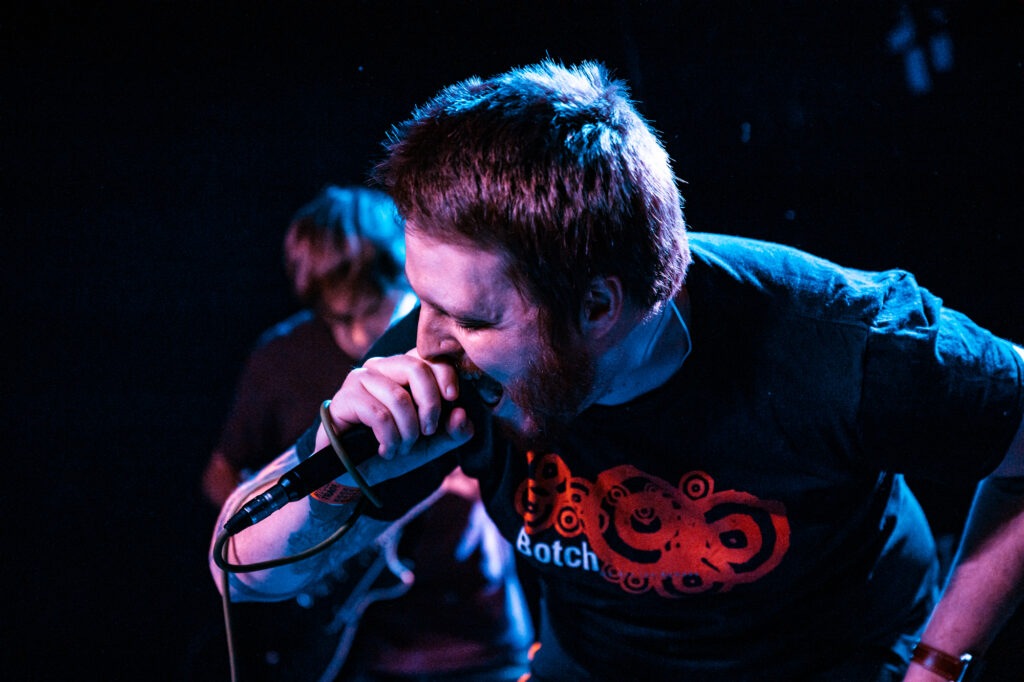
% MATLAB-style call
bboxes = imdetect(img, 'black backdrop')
[6,2,1022,678]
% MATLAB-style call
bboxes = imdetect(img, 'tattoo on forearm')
[284,506,387,588]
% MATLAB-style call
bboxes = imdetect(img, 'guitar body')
[228,598,352,681]
[194,470,521,682]
[230,541,409,681]
[225,515,416,682]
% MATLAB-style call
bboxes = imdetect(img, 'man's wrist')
[909,641,973,682]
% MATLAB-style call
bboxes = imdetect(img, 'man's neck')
[593,288,691,406]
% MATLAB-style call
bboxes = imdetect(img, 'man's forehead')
[320,286,382,316]
[406,232,504,276]
[405,232,516,314]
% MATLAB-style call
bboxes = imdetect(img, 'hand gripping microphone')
[220,385,482,537]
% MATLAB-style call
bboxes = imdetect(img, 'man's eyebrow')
[419,297,449,316]
[422,297,496,324]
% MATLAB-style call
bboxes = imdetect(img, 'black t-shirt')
[300,233,1024,680]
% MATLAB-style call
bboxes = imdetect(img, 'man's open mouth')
[461,372,504,408]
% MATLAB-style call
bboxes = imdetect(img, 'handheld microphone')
[223,424,380,536]
[221,390,477,536]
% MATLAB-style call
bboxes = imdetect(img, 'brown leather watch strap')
[910,641,972,681]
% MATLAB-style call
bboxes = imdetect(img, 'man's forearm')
[906,476,1024,680]
[208,446,379,601]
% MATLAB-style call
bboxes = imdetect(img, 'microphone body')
[223,425,379,535]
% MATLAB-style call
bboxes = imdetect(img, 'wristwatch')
[910,641,972,682]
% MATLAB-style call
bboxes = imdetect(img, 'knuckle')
[366,403,392,424]
[360,357,384,372]
[346,366,372,383]
[390,386,415,410]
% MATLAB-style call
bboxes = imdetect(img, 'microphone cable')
[214,498,366,682]
[212,400,383,681]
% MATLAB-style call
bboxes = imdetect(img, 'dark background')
[6,1,1022,678]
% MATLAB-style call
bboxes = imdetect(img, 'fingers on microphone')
[447,406,475,442]
[402,365,449,437]
[403,348,460,401]
[366,354,453,440]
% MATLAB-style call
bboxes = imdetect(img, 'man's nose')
[417,308,461,361]
[348,322,372,356]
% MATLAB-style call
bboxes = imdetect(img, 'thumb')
[421,405,476,459]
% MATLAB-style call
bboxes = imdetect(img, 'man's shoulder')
[247,310,341,367]
[254,310,320,348]
[689,232,839,275]
[687,231,911,326]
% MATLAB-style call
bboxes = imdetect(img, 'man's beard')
[497,331,596,451]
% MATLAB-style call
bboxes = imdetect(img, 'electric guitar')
[223,502,427,682]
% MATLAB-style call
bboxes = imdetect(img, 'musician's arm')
[210,420,465,601]
[208,444,393,601]
[211,336,474,601]
[904,346,1024,681]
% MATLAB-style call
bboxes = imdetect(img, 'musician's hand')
[315,350,474,485]
[201,450,242,507]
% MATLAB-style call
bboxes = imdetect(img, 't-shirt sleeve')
[859,272,1024,483]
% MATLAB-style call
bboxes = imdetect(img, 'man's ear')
[580,276,624,338]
